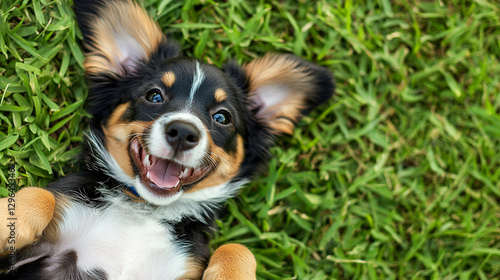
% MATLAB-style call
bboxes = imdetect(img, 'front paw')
[203,244,257,280]
[0,187,55,254]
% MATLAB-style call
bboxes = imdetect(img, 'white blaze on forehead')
[188,61,205,104]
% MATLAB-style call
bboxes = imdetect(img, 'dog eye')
[145,89,164,103]
[212,111,231,125]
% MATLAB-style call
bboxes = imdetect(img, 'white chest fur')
[15,182,246,279]
[43,200,190,280]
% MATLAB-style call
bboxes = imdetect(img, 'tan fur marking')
[103,103,153,177]
[176,258,205,280]
[244,54,316,135]
[203,244,257,280]
[188,135,245,193]
[84,0,165,76]
[162,71,176,87]
[214,88,227,103]
[106,103,130,140]
[0,187,55,255]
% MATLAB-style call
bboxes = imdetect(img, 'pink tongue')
[148,157,181,189]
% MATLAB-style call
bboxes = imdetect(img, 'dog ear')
[223,54,334,178]
[242,54,334,135]
[74,0,179,78]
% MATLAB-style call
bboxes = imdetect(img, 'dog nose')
[165,121,200,151]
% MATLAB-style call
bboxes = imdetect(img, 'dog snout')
[165,121,200,151]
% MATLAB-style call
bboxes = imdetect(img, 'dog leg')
[0,187,55,255]
[203,244,257,280]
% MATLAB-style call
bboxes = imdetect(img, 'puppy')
[0,0,334,279]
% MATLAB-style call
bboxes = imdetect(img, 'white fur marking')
[188,61,205,104]
[44,199,190,280]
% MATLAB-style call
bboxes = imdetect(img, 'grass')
[1,0,499,279]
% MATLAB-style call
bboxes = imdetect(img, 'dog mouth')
[130,139,211,197]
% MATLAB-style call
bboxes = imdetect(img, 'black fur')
[47,170,111,202]
[171,217,215,268]
[4,251,107,280]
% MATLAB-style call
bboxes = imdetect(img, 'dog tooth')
[147,171,150,179]
[144,155,150,167]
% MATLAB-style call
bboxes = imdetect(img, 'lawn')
[1,0,499,279]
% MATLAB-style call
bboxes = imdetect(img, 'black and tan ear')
[74,0,179,78]
[242,54,334,135]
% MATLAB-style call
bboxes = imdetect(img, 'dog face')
[100,59,248,204]
[75,0,334,205]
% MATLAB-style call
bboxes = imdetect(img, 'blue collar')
[125,185,141,199]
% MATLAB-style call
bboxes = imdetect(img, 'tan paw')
[203,244,257,280]
[0,187,55,254]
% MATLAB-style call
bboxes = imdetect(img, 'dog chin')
[132,177,184,205]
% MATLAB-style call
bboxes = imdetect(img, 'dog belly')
[32,200,190,280]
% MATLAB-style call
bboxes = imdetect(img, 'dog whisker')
[208,151,231,167]
[116,132,144,143]
[201,152,219,170]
